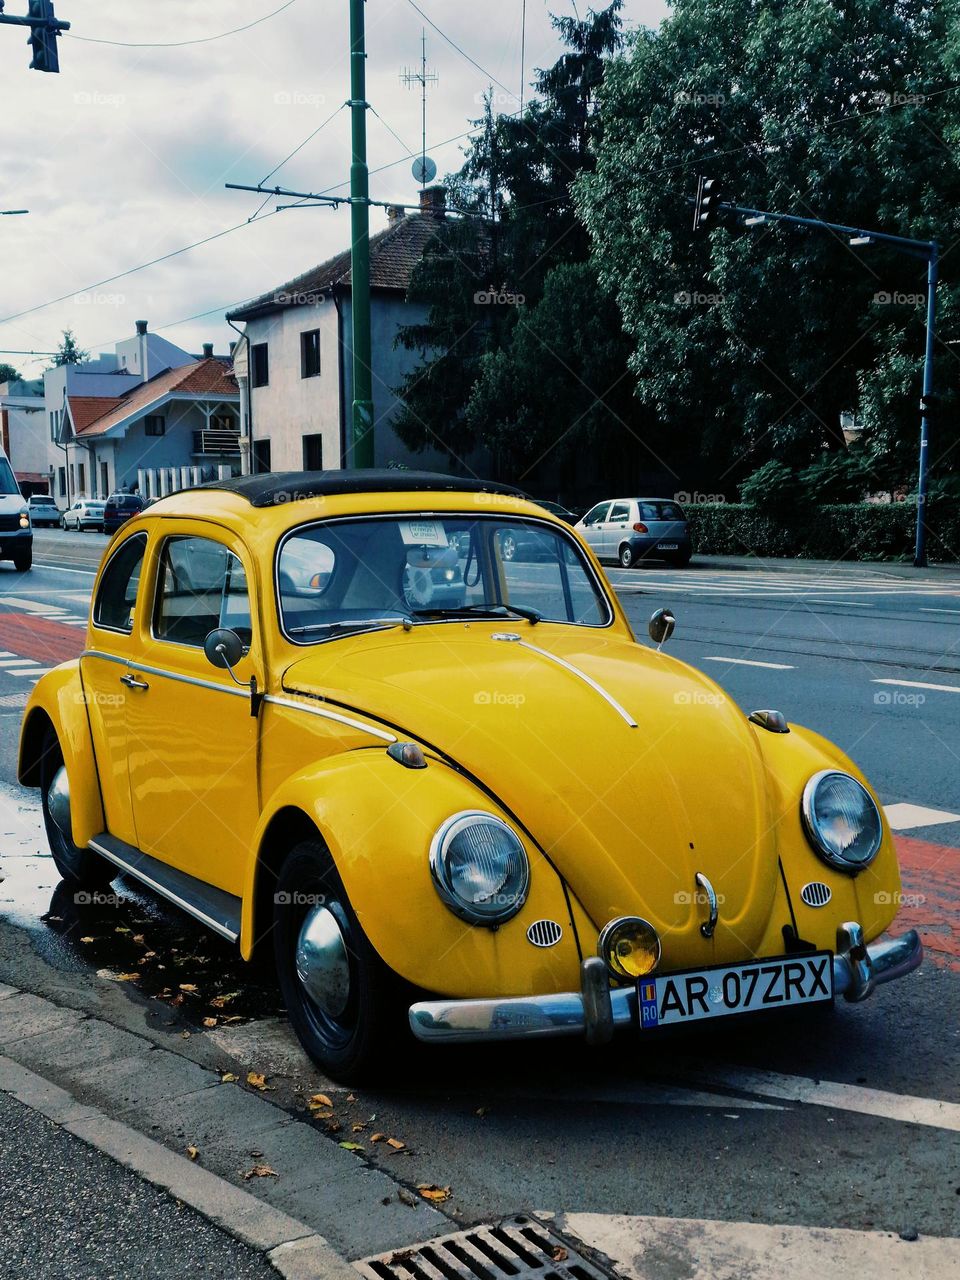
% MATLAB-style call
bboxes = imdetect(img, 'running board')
[88,833,242,943]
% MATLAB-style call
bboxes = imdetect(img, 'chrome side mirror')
[648,608,676,650]
[204,627,244,671]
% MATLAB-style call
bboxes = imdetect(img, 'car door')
[605,500,632,560]
[124,526,264,897]
[579,502,611,558]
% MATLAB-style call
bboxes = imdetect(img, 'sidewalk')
[687,553,960,579]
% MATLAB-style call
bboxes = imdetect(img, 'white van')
[0,448,32,571]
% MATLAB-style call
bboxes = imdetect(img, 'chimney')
[202,342,214,358]
[386,204,406,226]
[135,320,149,382]
[419,185,447,218]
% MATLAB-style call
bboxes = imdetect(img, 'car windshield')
[277,515,611,641]
[31,496,56,506]
[0,458,19,496]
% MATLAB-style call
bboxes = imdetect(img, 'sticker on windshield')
[399,520,449,548]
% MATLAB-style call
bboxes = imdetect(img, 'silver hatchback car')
[576,497,692,568]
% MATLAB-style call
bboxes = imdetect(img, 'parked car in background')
[19,469,920,1082]
[103,492,145,535]
[26,494,61,528]
[577,498,692,568]
[60,499,106,532]
[0,449,32,571]
[532,499,579,525]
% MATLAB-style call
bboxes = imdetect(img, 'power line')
[260,101,347,185]
[66,0,299,49]
[0,212,280,329]
[369,104,415,161]
[403,0,520,102]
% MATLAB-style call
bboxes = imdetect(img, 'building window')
[77,463,85,496]
[212,413,236,432]
[302,434,323,471]
[252,439,271,473]
[144,415,166,437]
[251,343,269,388]
[100,462,109,497]
[300,329,321,379]
[58,467,66,497]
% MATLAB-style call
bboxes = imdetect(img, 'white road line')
[702,656,795,670]
[804,599,874,607]
[31,563,97,576]
[557,1213,960,1280]
[884,801,960,831]
[678,1064,960,1132]
[0,658,37,668]
[920,606,960,614]
[873,677,960,694]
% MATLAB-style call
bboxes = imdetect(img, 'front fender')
[243,750,583,998]
[19,663,105,849]
[750,721,901,951]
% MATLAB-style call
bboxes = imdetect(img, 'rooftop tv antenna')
[400,29,438,187]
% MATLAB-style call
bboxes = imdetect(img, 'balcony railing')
[193,429,241,456]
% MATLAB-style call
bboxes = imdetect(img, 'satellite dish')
[412,155,437,185]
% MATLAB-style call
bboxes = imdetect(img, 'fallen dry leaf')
[398,1188,418,1208]
[220,1072,239,1083]
[186,1146,199,1162]
[114,972,140,982]
[551,1248,568,1263]
[132,934,146,945]
[202,1017,217,1028]
[370,1133,386,1143]
[418,1185,451,1203]
[114,926,131,934]
[79,936,95,944]
[246,1072,271,1091]
[339,1141,364,1152]
[351,1123,366,1133]
[309,1093,333,1108]
[210,992,240,1008]
[386,1138,406,1151]
[243,1164,278,1180]
[178,983,199,994]
[346,1093,358,1103]
[325,1120,342,1133]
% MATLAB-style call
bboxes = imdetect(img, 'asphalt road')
[0,528,958,1273]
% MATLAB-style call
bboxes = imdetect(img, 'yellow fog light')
[598,916,661,980]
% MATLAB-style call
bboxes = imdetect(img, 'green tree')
[54,329,89,366]
[0,362,22,384]
[577,0,960,493]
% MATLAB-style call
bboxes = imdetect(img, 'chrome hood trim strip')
[265,693,397,742]
[515,640,638,727]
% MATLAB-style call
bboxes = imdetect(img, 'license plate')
[637,952,833,1029]
[656,543,679,551]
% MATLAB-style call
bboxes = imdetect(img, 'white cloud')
[0,0,666,370]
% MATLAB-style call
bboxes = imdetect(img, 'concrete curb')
[0,1050,357,1280]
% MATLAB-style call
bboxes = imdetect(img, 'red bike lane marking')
[0,613,85,666]
[893,834,960,971]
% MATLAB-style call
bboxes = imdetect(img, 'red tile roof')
[70,359,237,438]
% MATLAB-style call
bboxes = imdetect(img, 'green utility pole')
[348,0,375,468]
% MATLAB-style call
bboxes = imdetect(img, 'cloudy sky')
[0,1,667,375]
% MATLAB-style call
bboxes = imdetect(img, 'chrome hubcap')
[47,765,71,838]
[295,904,350,1018]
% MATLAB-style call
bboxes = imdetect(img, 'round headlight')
[801,770,882,871]
[598,916,661,980]
[430,811,529,926]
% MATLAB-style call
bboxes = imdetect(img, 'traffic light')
[27,0,59,73]
[693,177,723,231]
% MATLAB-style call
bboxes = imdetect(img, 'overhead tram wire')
[65,0,300,48]
[403,0,520,103]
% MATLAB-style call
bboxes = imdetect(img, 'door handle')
[120,672,149,691]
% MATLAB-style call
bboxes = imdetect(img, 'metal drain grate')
[355,1217,614,1280]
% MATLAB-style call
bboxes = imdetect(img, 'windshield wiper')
[411,603,541,624]
[288,615,413,636]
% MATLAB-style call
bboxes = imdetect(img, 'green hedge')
[686,501,960,562]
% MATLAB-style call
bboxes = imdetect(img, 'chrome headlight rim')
[598,915,662,981]
[429,809,530,927]
[801,769,883,873]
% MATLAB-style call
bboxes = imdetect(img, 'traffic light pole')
[0,2,69,72]
[696,192,938,567]
[348,0,375,469]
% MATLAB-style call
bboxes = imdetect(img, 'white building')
[0,377,48,494]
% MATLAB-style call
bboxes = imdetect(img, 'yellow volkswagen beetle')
[18,471,921,1080]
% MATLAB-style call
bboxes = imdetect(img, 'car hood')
[281,625,780,957]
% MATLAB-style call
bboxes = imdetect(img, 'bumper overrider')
[408,922,923,1044]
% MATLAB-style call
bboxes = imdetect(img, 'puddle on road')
[0,789,284,1030]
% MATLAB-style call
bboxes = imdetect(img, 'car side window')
[608,501,630,524]
[582,503,610,527]
[93,533,147,634]
[154,536,253,649]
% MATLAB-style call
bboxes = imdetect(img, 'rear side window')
[93,534,147,633]
[154,536,252,649]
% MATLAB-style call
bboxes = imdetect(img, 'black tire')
[673,548,692,568]
[13,547,31,572]
[273,840,405,1083]
[619,543,635,569]
[40,731,115,887]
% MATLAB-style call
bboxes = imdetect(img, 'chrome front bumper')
[408,925,923,1045]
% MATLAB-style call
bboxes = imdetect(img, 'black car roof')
[194,470,526,510]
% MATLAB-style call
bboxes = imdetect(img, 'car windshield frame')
[275,511,615,645]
